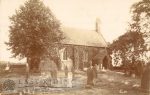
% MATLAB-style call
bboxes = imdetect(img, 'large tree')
[109,31,146,66]
[131,0,150,46]
[109,0,150,74]
[109,31,147,76]
[7,0,63,71]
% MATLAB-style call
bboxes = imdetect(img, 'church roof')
[61,27,107,47]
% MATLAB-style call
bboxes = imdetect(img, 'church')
[58,19,109,70]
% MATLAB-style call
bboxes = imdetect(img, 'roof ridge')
[61,26,107,47]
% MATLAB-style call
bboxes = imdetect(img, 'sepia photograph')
[0,0,150,95]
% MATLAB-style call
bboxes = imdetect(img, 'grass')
[34,70,149,95]
[0,63,149,95]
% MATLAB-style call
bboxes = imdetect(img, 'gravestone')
[93,64,98,85]
[86,67,94,86]
[141,62,150,93]
[67,72,73,87]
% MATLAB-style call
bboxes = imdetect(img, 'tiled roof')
[61,27,107,47]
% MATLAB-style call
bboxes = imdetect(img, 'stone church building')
[59,19,109,70]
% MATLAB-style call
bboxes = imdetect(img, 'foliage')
[6,0,63,69]
[109,31,146,66]
[131,0,150,44]
[109,0,150,67]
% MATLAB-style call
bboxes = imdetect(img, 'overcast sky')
[0,0,140,62]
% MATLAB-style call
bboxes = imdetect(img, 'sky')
[0,0,140,62]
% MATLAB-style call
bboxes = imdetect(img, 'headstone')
[67,72,73,87]
[19,92,22,95]
[5,66,9,71]
[25,63,29,84]
[5,63,10,71]
[93,65,98,84]
[93,65,98,78]
[86,67,94,86]
[141,62,150,93]
[131,73,136,78]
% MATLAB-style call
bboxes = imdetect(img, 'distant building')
[59,19,109,70]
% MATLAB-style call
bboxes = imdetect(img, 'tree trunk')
[27,57,40,73]
[141,67,150,93]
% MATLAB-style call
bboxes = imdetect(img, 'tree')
[131,0,150,88]
[109,0,150,69]
[131,0,150,46]
[109,31,146,67]
[109,31,146,76]
[6,0,64,71]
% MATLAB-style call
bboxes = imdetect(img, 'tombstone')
[50,60,58,85]
[25,63,29,84]
[86,66,94,86]
[67,72,73,87]
[19,92,22,95]
[141,62,150,93]
[93,64,98,84]
[5,63,10,71]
